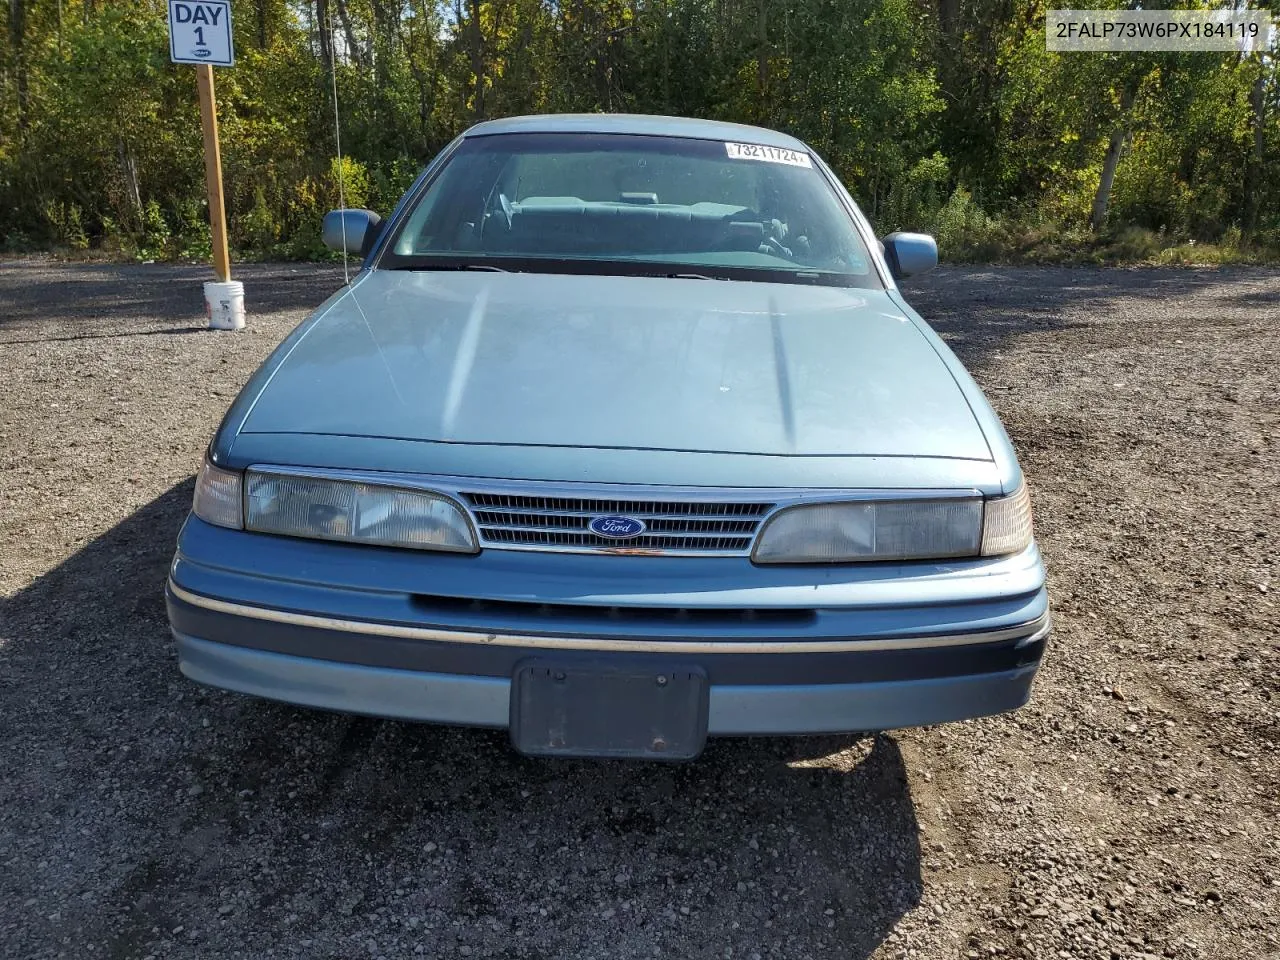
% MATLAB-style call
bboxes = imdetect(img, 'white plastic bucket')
[205,280,246,330]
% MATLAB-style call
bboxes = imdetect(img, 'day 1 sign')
[168,0,233,66]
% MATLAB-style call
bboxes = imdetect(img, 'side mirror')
[881,232,938,280]
[322,209,384,257]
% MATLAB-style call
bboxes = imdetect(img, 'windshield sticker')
[725,142,812,168]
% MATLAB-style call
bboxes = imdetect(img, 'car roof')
[462,113,809,151]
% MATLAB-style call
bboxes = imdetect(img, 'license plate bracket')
[510,660,709,760]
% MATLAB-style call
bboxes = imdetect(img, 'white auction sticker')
[725,142,812,168]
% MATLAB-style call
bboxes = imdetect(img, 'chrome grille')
[460,492,776,555]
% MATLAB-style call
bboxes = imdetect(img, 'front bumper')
[173,629,1042,735]
[166,516,1050,737]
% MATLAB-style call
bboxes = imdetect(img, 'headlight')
[244,470,478,553]
[192,457,244,529]
[980,482,1033,556]
[753,498,984,563]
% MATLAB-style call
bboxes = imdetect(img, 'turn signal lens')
[981,483,1034,556]
[192,458,244,530]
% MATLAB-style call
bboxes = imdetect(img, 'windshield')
[381,132,881,288]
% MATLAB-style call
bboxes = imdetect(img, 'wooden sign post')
[195,63,231,282]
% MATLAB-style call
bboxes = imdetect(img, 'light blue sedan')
[166,114,1048,759]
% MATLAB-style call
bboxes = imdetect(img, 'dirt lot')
[1,260,1277,960]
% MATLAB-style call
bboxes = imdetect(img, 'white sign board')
[168,0,234,66]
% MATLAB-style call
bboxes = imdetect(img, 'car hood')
[238,270,992,461]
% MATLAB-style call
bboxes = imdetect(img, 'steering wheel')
[760,217,793,259]
[495,191,514,230]
[762,234,793,259]
[481,188,514,236]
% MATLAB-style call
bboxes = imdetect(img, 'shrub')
[881,152,951,233]
[1103,226,1164,262]
[326,156,371,211]
[171,197,212,261]
[100,215,132,257]
[370,157,424,215]
[933,187,1002,260]
[240,187,280,253]
[42,201,90,250]
[134,199,170,260]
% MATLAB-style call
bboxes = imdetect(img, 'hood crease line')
[350,283,408,408]
[768,297,797,453]
[441,283,490,440]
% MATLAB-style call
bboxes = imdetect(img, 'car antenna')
[326,4,350,285]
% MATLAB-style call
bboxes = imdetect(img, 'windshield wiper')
[388,260,509,272]
[382,256,866,288]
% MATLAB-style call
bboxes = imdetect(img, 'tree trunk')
[10,0,29,134]
[256,0,267,48]
[1089,130,1125,233]
[402,0,437,148]
[1241,61,1266,242]
[1090,85,1136,233]
[372,0,392,84]
[936,0,958,37]
[335,0,365,70]
[466,0,485,119]
[117,140,144,227]
[756,0,767,117]
[316,0,334,71]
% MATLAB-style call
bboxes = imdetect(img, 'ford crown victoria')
[165,114,1049,759]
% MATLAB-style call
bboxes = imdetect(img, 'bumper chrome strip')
[168,580,1050,655]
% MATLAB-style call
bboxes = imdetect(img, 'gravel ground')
[1,259,1277,960]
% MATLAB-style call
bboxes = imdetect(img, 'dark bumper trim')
[175,633,1041,734]
[166,580,1048,686]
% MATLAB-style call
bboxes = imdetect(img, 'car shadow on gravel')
[1,482,922,959]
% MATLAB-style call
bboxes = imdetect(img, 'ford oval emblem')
[589,515,647,539]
